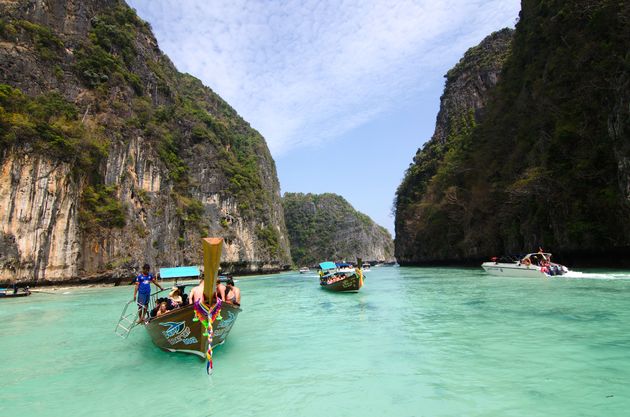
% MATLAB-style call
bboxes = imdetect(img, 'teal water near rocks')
[2,267,630,417]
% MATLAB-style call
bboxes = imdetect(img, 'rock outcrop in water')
[0,0,291,284]
[395,1,630,266]
[282,192,394,267]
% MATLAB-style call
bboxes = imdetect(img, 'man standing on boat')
[133,263,163,324]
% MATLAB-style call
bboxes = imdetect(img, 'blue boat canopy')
[319,261,337,270]
[159,266,201,279]
[336,262,351,267]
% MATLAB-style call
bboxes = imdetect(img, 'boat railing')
[146,284,200,320]
[114,287,173,339]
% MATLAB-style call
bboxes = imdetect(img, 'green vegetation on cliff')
[0,84,108,170]
[74,5,145,92]
[0,0,291,275]
[395,1,630,263]
[283,192,393,267]
[0,0,283,241]
[0,83,126,230]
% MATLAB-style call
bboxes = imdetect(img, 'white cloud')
[128,0,520,156]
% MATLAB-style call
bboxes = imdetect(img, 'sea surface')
[2,267,630,417]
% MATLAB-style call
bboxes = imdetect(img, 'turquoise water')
[2,267,630,417]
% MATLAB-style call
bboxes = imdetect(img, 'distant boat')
[318,261,364,292]
[335,262,355,274]
[482,252,569,278]
[0,285,31,298]
[362,263,371,272]
[116,238,241,371]
[299,267,310,274]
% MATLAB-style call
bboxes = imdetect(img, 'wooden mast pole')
[202,237,223,303]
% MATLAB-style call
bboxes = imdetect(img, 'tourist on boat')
[149,299,162,318]
[190,276,223,304]
[538,247,550,262]
[540,259,551,275]
[156,301,169,317]
[224,277,240,306]
[190,279,205,304]
[133,263,163,324]
[168,287,183,308]
[189,278,226,305]
[216,281,227,301]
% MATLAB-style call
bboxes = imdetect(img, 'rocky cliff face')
[283,192,394,267]
[0,0,291,284]
[395,29,513,263]
[395,1,630,266]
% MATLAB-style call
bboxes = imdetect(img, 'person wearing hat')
[168,287,183,308]
[133,263,163,323]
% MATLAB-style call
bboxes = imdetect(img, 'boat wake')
[562,271,630,280]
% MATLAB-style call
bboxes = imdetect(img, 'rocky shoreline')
[0,263,292,288]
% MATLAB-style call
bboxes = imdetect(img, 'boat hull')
[0,292,31,298]
[482,262,567,278]
[145,302,241,358]
[320,273,363,292]
[482,263,546,278]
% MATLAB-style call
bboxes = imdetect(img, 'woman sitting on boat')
[224,277,240,306]
[156,301,169,317]
[168,287,183,308]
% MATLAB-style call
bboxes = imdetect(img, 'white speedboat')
[362,263,371,272]
[299,267,310,274]
[482,252,569,278]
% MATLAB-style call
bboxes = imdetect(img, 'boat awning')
[336,262,351,267]
[159,266,200,279]
[319,261,336,270]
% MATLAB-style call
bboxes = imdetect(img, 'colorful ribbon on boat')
[193,298,222,374]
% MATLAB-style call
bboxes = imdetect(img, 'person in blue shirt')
[133,263,163,323]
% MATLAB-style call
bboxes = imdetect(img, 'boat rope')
[193,298,223,374]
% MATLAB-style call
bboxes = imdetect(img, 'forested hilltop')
[0,0,291,284]
[395,0,630,266]
[283,193,394,267]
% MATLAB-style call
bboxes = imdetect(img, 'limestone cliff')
[282,192,394,267]
[395,29,513,263]
[0,0,291,284]
[395,0,630,266]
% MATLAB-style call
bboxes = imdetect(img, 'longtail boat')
[319,261,364,292]
[0,285,31,298]
[116,238,240,371]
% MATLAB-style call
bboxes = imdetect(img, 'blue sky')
[128,0,521,235]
